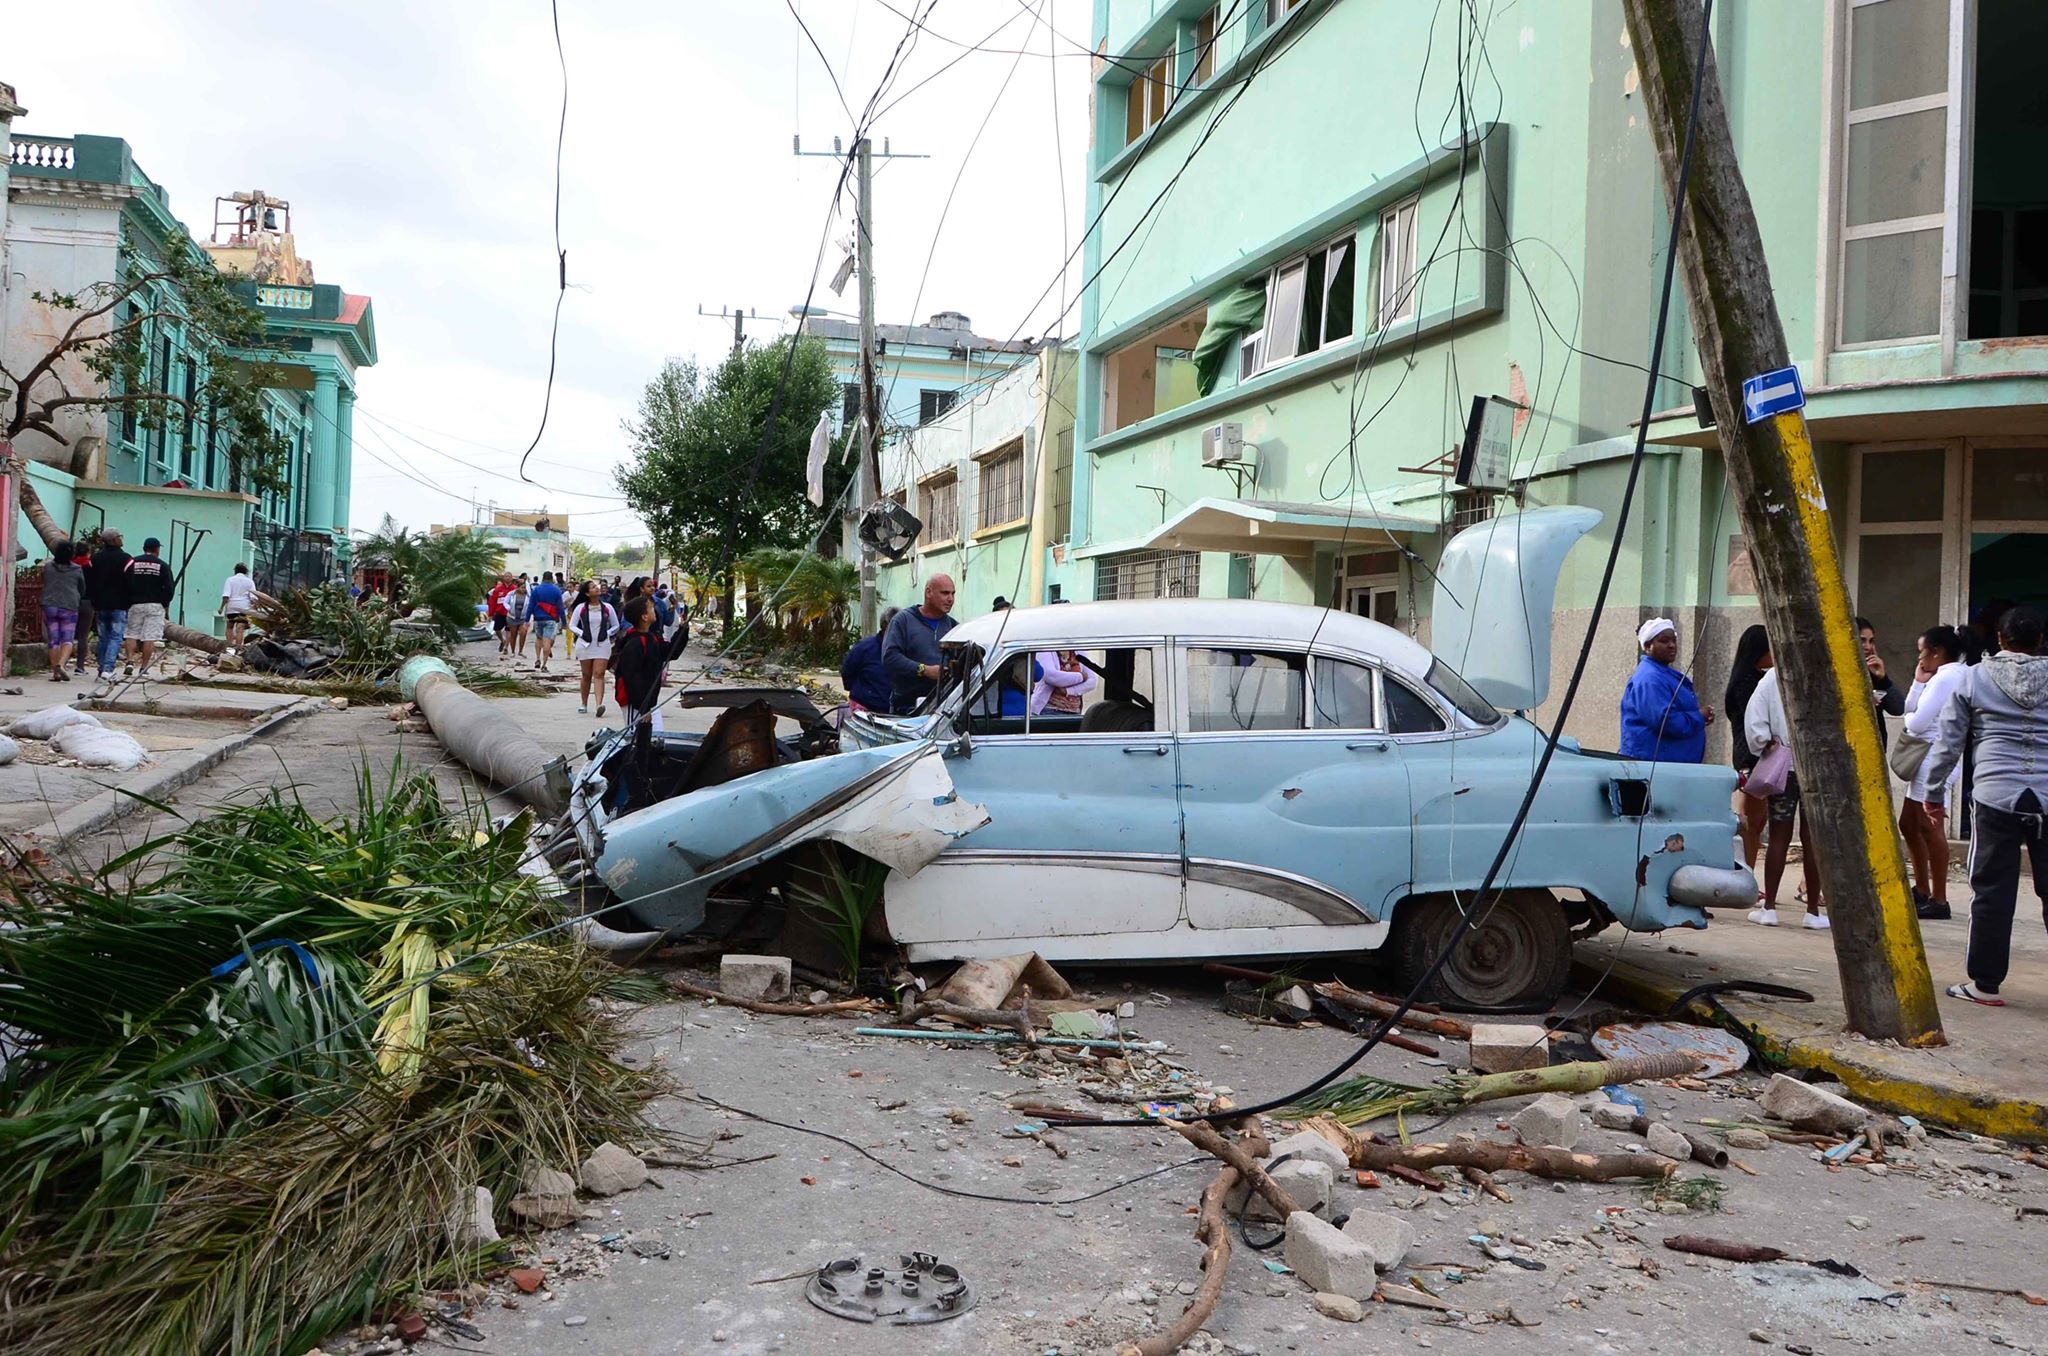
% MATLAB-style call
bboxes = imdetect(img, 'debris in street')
[1346,1139,1681,1183]
[926,951,1074,1009]
[511,1167,583,1230]
[1509,1092,1583,1149]
[1468,1022,1553,1073]
[0,771,663,1355]
[1591,1020,1751,1076]
[855,1025,1166,1052]
[667,974,878,1016]
[806,1251,975,1325]
[577,1142,650,1196]
[719,952,793,1001]
[1282,1052,1699,1127]
[1757,1073,1889,1137]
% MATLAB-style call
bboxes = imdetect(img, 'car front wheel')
[1391,890,1570,1010]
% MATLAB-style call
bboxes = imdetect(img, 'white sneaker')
[1803,913,1830,930]
[1747,907,1780,927]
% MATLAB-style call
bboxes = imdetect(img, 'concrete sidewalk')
[0,677,316,841]
[1575,889,2048,1143]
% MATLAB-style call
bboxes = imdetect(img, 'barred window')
[977,439,1026,530]
[1094,548,1199,600]
[922,471,960,545]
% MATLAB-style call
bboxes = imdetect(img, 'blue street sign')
[1741,365,1805,424]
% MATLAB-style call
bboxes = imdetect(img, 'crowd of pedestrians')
[1619,602,2048,1007]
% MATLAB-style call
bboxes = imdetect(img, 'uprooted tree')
[0,232,293,552]
[616,336,845,621]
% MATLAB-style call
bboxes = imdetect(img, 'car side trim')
[1184,858,1374,925]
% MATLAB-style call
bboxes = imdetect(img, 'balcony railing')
[8,135,75,171]
[255,285,315,311]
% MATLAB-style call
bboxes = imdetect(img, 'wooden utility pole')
[1622,0,1942,1045]
[854,135,881,635]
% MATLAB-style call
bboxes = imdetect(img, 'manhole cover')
[806,1251,975,1325]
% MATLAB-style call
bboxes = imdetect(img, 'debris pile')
[0,768,663,1356]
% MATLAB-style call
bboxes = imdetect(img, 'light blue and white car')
[572,508,1752,1006]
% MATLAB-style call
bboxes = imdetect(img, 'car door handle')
[1346,739,1392,752]
[1123,745,1169,756]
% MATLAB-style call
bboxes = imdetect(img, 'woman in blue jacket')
[1619,618,1714,761]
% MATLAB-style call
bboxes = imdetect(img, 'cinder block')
[1468,1023,1550,1073]
[1232,1157,1334,1222]
[719,954,792,1002]
[1284,1212,1379,1299]
[1341,1210,1419,1271]
[1267,1129,1352,1176]
[1510,1093,1582,1149]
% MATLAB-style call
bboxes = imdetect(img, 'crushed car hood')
[1430,504,1601,711]
[597,742,990,933]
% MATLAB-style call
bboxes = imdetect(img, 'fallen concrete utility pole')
[1621,0,1941,1044]
[400,657,567,814]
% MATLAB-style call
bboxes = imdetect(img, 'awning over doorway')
[1102,496,1443,558]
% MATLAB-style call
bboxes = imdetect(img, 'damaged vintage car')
[550,507,1755,1006]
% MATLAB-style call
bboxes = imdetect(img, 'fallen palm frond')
[0,763,663,1356]
[1277,1053,1700,1127]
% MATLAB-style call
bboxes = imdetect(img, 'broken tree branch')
[1462,1165,1513,1202]
[667,976,876,1016]
[1161,1118,1302,1220]
[1662,1235,1788,1263]
[1115,1164,1237,1356]
[1348,1140,1679,1183]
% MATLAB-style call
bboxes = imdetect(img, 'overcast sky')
[8,1,1092,545]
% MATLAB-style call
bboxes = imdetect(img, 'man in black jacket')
[123,536,178,677]
[86,529,133,681]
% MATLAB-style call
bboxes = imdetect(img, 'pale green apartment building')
[1067,0,2048,748]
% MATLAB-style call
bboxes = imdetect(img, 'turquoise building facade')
[4,107,377,615]
[1071,0,2048,748]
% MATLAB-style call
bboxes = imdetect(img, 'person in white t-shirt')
[220,563,258,651]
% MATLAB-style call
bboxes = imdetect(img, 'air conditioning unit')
[1200,421,1245,467]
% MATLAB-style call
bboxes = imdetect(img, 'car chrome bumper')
[1667,863,1759,911]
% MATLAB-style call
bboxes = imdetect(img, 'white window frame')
[1265,0,1306,28]
[1191,5,1220,85]
[1820,0,1975,370]
[1249,231,1357,375]
[1126,53,1175,147]
[1378,195,1421,328]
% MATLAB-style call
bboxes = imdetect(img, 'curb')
[28,698,322,845]
[1570,953,2048,1145]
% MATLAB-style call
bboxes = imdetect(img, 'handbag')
[1743,742,1791,800]
[1888,728,1931,783]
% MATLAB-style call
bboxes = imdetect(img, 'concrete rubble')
[1510,1092,1583,1148]
[719,953,793,1002]
[1282,1212,1378,1299]
[1469,1022,1551,1073]
[577,1141,650,1196]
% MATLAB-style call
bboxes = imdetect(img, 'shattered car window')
[1186,648,1306,732]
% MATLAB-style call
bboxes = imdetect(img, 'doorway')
[1345,579,1399,624]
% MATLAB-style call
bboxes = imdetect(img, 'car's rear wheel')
[1392,890,1570,1009]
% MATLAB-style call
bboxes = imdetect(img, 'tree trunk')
[1621,0,1942,1045]
[166,622,225,656]
[10,456,66,554]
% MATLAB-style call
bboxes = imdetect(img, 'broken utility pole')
[1622,0,1942,1045]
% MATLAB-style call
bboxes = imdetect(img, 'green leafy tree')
[0,233,294,552]
[567,539,602,582]
[617,337,842,618]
